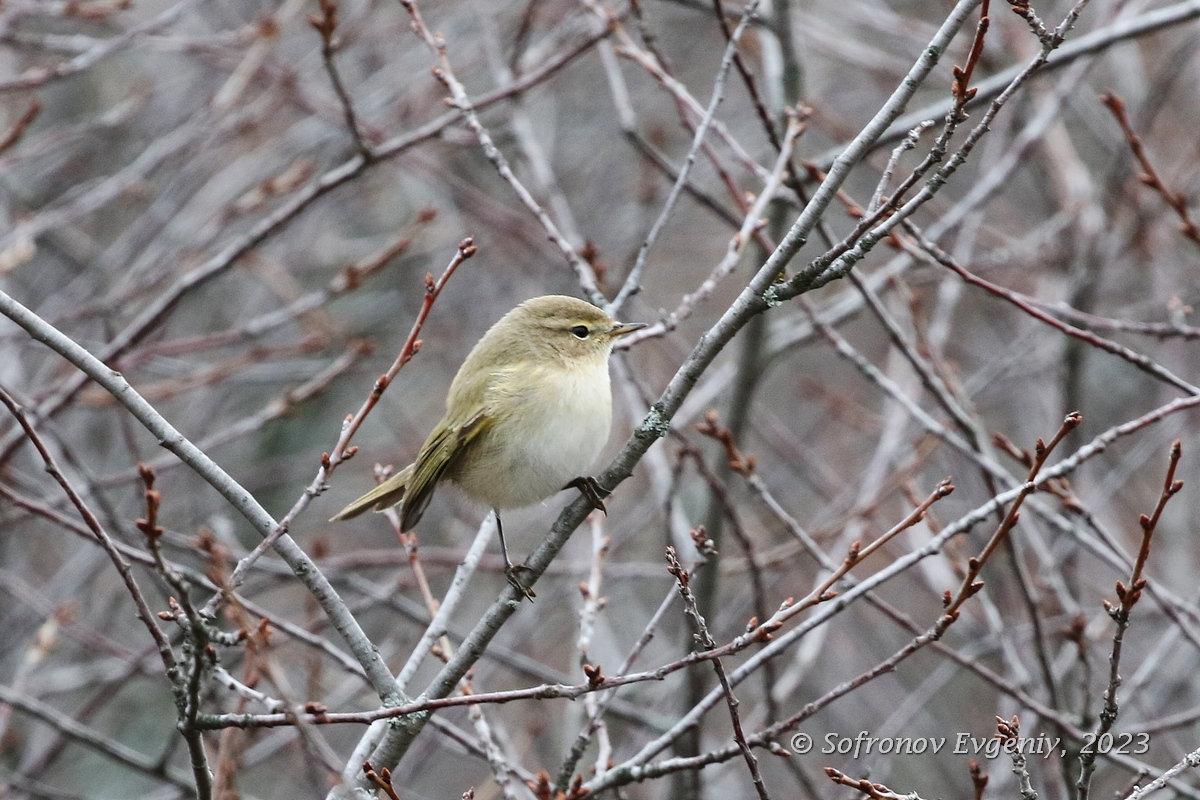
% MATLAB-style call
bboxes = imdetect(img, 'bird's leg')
[495,510,535,601]
[565,476,608,515]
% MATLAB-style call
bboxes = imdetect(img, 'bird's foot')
[566,476,608,515]
[505,563,536,602]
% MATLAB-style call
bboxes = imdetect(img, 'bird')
[331,294,645,598]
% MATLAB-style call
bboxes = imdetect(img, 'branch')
[0,287,406,709]
[308,0,372,159]
[204,237,472,607]
[1077,442,1184,800]
[1100,92,1200,248]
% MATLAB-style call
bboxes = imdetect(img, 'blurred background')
[2,0,1200,797]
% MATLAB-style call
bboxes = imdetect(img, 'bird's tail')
[329,465,413,521]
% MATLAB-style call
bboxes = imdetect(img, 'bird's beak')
[609,321,648,337]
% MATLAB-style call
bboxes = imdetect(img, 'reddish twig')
[309,0,372,159]
[952,0,991,111]
[944,412,1081,617]
[666,547,772,800]
[825,768,929,800]
[970,759,989,800]
[363,761,403,800]
[996,716,1038,800]
[909,228,1200,396]
[336,236,474,465]
[1078,441,1183,800]
[201,238,472,613]
[1100,92,1200,247]
[0,99,41,155]
[695,410,756,476]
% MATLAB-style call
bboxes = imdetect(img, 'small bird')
[331,295,645,598]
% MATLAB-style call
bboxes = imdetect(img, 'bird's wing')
[400,410,492,531]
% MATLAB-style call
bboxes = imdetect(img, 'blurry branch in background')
[0,0,195,92]
[609,0,764,312]
[398,0,605,306]
[1099,92,1200,248]
[0,387,200,794]
[308,0,373,159]
[203,237,473,611]
[0,100,40,156]
[0,284,405,707]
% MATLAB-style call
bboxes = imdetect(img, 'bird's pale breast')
[452,359,612,509]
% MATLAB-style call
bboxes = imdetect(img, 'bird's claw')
[567,476,608,515]
[505,564,536,602]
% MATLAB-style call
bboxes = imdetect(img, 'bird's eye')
[570,325,589,339]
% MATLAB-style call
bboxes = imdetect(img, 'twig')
[397,0,604,305]
[362,762,403,800]
[1100,92,1200,247]
[826,768,930,800]
[0,99,41,155]
[308,0,372,159]
[666,547,772,800]
[909,230,1200,396]
[0,286,406,708]
[868,120,933,215]
[946,414,1081,616]
[1077,442,1183,800]
[205,238,472,609]
[1124,746,1200,800]
[995,716,1038,800]
[610,0,763,311]
[970,759,988,800]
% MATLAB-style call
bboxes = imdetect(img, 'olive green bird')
[331,295,645,598]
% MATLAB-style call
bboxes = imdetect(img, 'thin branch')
[308,0,372,159]
[666,547,772,800]
[610,0,763,310]
[204,237,472,608]
[397,0,604,305]
[0,99,41,155]
[1077,442,1184,800]
[0,287,406,708]
[1100,92,1200,247]
[910,230,1200,396]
